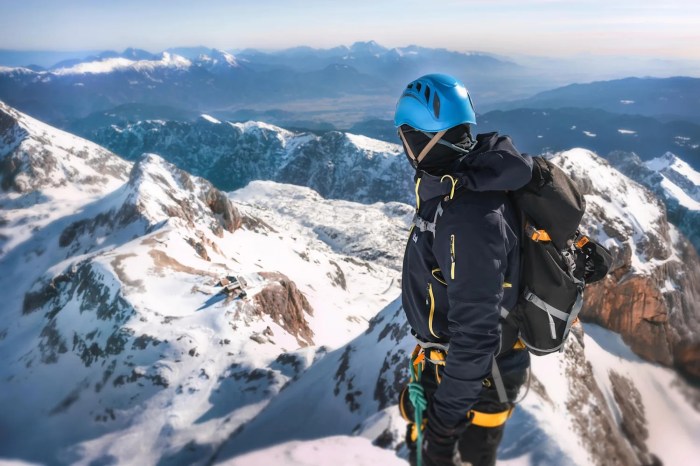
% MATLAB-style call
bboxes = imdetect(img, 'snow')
[554,148,674,275]
[645,153,700,210]
[53,57,135,74]
[200,114,222,124]
[230,120,291,136]
[346,133,402,155]
[3,103,700,466]
[582,131,596,137]
[617,129,636,135]
[659,176,700,210]
[220,436,406,466]
[646,153,700,187]
[52,52,191,75]
[620,100,635,104]
[582,325,700,466]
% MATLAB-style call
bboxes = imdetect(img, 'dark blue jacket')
[401,132,533,426]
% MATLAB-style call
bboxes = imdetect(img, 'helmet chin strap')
[398,128,447,166]
[418,130,474,155]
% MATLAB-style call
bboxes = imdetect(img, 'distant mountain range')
[81,111,700,257]
[488,77,700,124]
[0,42,560,129]
[344,108,700,170]
[2,43,700,132]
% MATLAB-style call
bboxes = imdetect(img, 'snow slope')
[645,152,700,210]
[1,103,699,466]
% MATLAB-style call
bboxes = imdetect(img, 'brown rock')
[254,272,314,347]
[674,342,700,384]
[583,274,672,365]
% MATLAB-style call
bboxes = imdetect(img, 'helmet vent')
[416,82,422,92]
[424,86,431,102]
[433,93,441,118]
[407,83,413,89]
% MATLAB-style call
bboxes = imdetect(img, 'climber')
[395,74,533,466]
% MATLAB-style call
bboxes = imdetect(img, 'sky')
[0,0,699,60]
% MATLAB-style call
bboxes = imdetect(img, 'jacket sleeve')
[431,202,509,427]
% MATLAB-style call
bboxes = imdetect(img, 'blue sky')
[1,0,698,59]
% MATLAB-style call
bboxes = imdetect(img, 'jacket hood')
[416,132,533,202]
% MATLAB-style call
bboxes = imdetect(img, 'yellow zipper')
[427,283,438,338]
[450,234,456,279]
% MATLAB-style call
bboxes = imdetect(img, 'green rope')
[409,355,427,466]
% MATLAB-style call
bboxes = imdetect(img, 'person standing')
[395,74,532,466]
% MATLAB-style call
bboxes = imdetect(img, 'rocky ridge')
[555,149,700,380]
[85,117,415,203]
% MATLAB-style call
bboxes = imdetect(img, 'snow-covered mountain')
[86,117,414,203]
[1,102,699,466]
[555,149,700,380]
[0,102,409,465]
[608,151,700,253]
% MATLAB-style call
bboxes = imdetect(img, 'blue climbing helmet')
[394,73,476,131]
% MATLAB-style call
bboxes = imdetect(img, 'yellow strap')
[410,418,428,442]
[428,349,446,365]
[399,387,411,422]
[440,174,459,200]
[513,339,527,350]
[431,268,447,286]
[469,408,514,428]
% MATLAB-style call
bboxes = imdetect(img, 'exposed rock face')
[22,260,136,368]
[555,149,700,380]
[255,272,315,347]
[582,225,700,374]
[674,341,700,384]
[584,273,672,365]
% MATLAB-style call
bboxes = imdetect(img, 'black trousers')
[402,354,529,466]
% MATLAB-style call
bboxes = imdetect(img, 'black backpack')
[504,157,612,355]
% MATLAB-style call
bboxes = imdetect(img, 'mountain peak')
[349,40,387,55]
[197,48,239,68]
[121,47,157,61]
[1,102,129,193]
